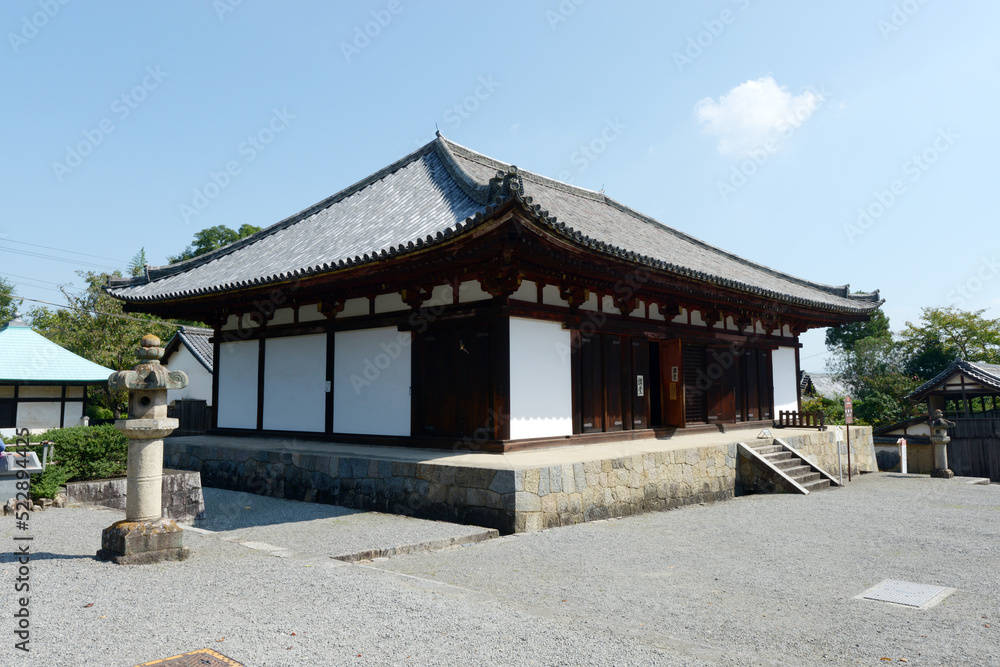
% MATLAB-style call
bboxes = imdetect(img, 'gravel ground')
[0,473,997,666]
[193,488,496,560]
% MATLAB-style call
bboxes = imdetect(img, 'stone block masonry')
[163,428,874,534]
[64,469,205,524]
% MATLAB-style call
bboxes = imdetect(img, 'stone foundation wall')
[512,444,737,532]
[164,430,870,534]
[782,427,876,478]
[64,469,205,524]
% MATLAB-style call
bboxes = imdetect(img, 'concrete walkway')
[188,487,497,562]
[169,425,826,470]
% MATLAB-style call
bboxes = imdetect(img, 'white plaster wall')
[579,292,599,312]
[541,285,569,307]
[216,340,259,429]
[64,402,83,425]
[299,303,325,322]
[458,280,491,303]
[601,295,620,315]
[340,297,369,318]
[270,307,295,326]
[649,304,666,321]
[263,334,326,432]
[66,386,84,398]
[17,402,61,430]
[333,328,411,436]
[165,345,214,406]
[510,280,537,303]
[772,346,799,415]
[374,293,407,314]
[509,318,573,439]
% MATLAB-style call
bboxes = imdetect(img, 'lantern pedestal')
[97,334,190,565]
[929,409,955,479]
[97,518,190,565]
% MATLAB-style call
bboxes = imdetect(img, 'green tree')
[0,276,22,326]
[27,270,178,418]
[828,335,920,426]
[168,224,261,263]
[824,307,891,352]
[899,307,1000,373]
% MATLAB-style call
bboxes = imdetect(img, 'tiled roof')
[907,360,1000,401]
[108,135,882,314]
[801,372,849,400]
[164,326,213,373]
[0,318,114,383]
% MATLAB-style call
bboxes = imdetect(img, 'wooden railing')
[775,410,826,430]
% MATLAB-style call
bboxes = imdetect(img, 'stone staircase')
[738,439,840,494]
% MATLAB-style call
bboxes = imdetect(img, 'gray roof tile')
[108,136,881,314]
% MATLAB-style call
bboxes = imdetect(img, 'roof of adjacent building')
[107,135,882,314]
[163,326,214,373]
[0,317,114,383]
[800,371,850,400]
[907,360,1000,401]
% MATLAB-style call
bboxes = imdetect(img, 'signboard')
[671,366,679,382]
[844,396,853,425]
[897,437,907,475]
[835,425,844,443]
[636,375,645,397]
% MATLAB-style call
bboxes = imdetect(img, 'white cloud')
[694,76,824,158]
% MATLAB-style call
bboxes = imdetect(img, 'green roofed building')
[0,316,114,432]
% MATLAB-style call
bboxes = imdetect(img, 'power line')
[0,272,86,293]
[1,291,185,329]
[0,238,127,263]
[0,247,120,271]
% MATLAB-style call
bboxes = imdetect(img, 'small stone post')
[929,409,955,479]
[97,334,190,565]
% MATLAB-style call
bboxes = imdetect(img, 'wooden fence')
[775,410,826,430]
[946,417,1000,481]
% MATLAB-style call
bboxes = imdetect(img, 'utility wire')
[0,238,126,263]
[0,291,185,329]
[0,247,120,271]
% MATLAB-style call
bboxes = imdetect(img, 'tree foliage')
[825,308,891,352]
[827,306,1000,427]
[0,276,22,327]
[27,270,178,418]
[899,307,1000,372]
[168,224,261,263]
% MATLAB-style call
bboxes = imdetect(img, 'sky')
[3,1,998,372]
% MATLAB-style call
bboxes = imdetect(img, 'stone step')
[802,478,832,492]
[782,465,812,478]
[752,445,783,455]
[763,452,793,462]
[790,471,821,485]
[771,458,800,470]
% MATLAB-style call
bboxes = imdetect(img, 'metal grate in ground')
[854,579,956,609]
[135,648,244,666]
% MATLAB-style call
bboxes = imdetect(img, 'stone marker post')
[97,334,189,565]
[929,409,955,479]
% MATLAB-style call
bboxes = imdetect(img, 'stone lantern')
[97,334,189,565]
[929,409,955,479]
